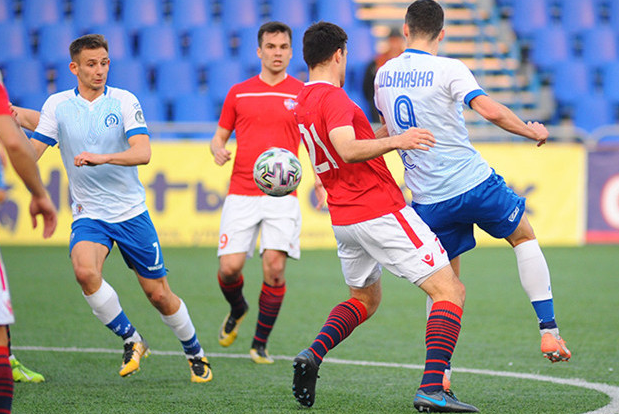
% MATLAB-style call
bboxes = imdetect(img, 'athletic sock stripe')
[309,347,323,361]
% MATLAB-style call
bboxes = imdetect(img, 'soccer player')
[211,21,324,364]
[0,81,57,412]
[291,22,479,413]
[12,34,212,382]
[373,0,571,392]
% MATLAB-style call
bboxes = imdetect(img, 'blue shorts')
[70,211,167,279]
[411,171,525,260]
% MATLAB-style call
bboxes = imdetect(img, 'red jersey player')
[210,21,325,364]
[290,22,479,413]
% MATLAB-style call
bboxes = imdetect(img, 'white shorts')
[218,194,302,259]
[332,206,449,288]
[0,251,14,325]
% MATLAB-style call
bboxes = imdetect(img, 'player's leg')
[0,326,12,413]
[217,253,249,347]
[506,214,570,362]
[8,326,44,383]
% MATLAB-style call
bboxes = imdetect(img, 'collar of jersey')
[405,48,432,55]
[304,80,334,87]
[73,85,108,103]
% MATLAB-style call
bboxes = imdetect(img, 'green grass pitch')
[3,245,618,413]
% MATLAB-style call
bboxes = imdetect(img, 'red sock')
[0,346,13,414]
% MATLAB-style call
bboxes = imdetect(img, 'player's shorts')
[70,211,167,279]
[332,206,449,288]
[411,170,525,260]
[0,251,14,325]
[218,194,301,259]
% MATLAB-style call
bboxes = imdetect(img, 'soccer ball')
[253,147,302,197]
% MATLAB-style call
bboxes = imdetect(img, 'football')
[253,147,302,196]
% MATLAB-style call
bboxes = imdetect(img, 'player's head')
[405,0,444,41]
[257,21,293,75]
[69,34,110,92]
[303,22,348,85]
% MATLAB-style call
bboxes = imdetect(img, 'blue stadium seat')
[171,92,217,122]
[552,60,592,106]
[236,26,260,72]
[268,0,310,29]
[90,24,132,60]
[288,25,307,76]
[2,59,47,102]
[120,0,163,33]
[106,59,150,95]
[220,0,259,31]
[602,61,619,104]
[53,64,76,92]
[0,22,31,62]
[0,0,13,23]
[510,0,549,38]
[315,0,357,29]
[207,59,244,105]
[573,94,614,132]
[171,0,211,32]
[581,26,617,69]
[137,25,181,66]
[187,25,229,67]
[37,24,76,67]
[136,92,167,122]
[530,25,571,71]
[71,0,114,33]
[21,0,63,30]
[610,1,619,34]
[559,0,597,35]
[17,92,48,111]
[155,60,199,100]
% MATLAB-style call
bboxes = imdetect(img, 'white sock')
[514,239,553,302]
[160,300,204,357]
[83,279,123,325]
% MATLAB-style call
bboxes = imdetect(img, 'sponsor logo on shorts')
[508,206,520,222]
[147,263,164,271]
[421,253,435,267]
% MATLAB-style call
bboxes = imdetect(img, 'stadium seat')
[21,0,63,30]
[236,27,260,72]
[315,0,357,29]
[37,24,76,67]
[552,60,592,106]
[288,25,307,76]
[0,22,31,62]
[71,0,114,33]
[0,0,13,23]
[206,59,244,105]
[171,0,211,32]
[530,25,571,71]
[137,25,181,66]
[137,92,168,122]
[573,94,614,132]
[106,59,150,95]
[581,26,618,69]
[90,24,132,61]
[602,61,619,104]
[187,25,230,67]
[154,60,199,100]
[53,63,76,92]
[510,0,549,38]
[268,0,311,29]
[220,0,259,31]
[2,59,47,102]
[559,0,597,35]
[610,1,619,33]
[120,0,163,33]
[171,92,217,122]
[17,92,48,111]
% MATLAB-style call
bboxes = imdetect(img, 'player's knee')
[145,286,168,308]
[73,265,99,288]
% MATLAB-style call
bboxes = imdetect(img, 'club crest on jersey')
[104,113,120,127]
[135,110,145,124]
[284,98,298,111]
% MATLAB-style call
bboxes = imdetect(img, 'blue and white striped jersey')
[374,49,492,204]
[34,86,149,222]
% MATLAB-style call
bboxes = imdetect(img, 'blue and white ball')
[253,147,302,197]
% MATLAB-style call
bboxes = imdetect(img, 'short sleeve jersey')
[374,49,492,204]
[218,74,304,196]
[33,86,149,222]
[0,85,11,115]
[294,81,405,226]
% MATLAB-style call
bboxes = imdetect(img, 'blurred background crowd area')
[0,0,618,144]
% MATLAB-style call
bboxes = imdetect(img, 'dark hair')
[302,22,347,69]
[69,34,108,61]
[405,0,444,41]
[257,21,292,47]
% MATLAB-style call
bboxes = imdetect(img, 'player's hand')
[313,179,327,210]
[29,194,57,239]
[74,151,107,166]
[528,121,548,147]
[212,147,232,166]
[396,127,435,151]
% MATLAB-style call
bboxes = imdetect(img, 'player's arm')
[9,104,40,132]
[0,115,57,237]
[210,126,233,166]
[74,133,151,167]
[470,95,548,146]
[329,125,435,163]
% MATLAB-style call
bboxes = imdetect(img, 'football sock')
[83,279,136,340]
[420,301,462,393]
[252,282,286,347]
[0,346,12,414]
[308,298,368,365]
[514,240,557,330]
[218,272,247,319]
[425,296,452,373]
[160,300,204,357]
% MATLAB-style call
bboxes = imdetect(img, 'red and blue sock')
[252,282,286,347]
[0,346,12,414]
[218,273,247,318]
